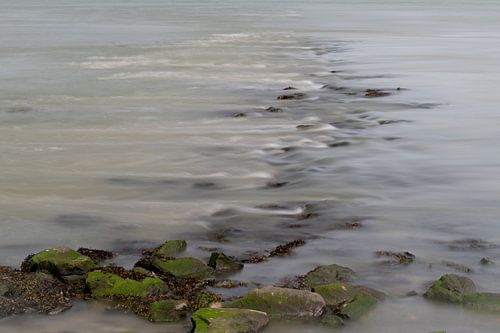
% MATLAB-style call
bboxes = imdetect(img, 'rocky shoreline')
[1,240,499,333]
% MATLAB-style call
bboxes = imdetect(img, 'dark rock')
[328,141,350,148]
[191,308,269,333]
[480,257,493,265]
[299,264,355,288]
[374,251,415,265]
[265,106,285,113]
[152,257,213,279]
[365,89,390,98]
[269,239,305,257]
[208,253,244,275]
[424,274,476,303]
[283,86,297,90]
[442,261,473,273]
[266,181,288,188]
[296,124,314,130]
[277,93,307,100]
[77,248,114,263]
[447,239,497,251]
[233,112,246,118]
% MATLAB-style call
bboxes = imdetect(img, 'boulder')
[22,247,96,280]
[148,299,187,322]
[152,240,187,257]
[313,282,382,320]
[191,308,269,333]
[424,274,476,303]
[301,264,354,288]
[153,257,213,279]
[227,286,325,320]
[86,271,164,298]
[208,252,243,274]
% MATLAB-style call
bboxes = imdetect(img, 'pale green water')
[1,0,500,332]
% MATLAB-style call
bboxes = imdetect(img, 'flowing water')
[1,0,500,332]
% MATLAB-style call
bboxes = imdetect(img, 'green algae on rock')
[300,264,355,288]
[22,247,96,280]
[464,292,500,313]
[86,271,164,298]
[424,274,476,303]
[208,252,244,275]
[152,240,187,257]
[191,308,269,333]
[313,282,382,320]
[148,299,187,322]
[153,257,213,279]
[320,312,344,328]
[227,286,325,320]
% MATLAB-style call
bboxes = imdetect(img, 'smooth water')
[1,0,500,332]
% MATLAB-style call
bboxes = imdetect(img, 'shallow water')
[2,0,500,332]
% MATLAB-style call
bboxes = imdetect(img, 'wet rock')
[77,248,114,263]
[406,290,419,297]
[208,253,244,275]
[148,299,187,322]
[299,264,355,288]
[227,286,326,320]
[480,257,493,265]
[313,282,383,320]
[277,93,307,100]
[265,106,285,113]
[364,89,390,98]
[212,280,249,289]
[374,251,415,265]
[328,141,350,148]
[296,124,314,130]
[265,181,289,188]
[0,266,74,318]
[269,239,305,257]
[442,261,473,273]
[153,257,213,279]
[424,274,476,303]
[283,86,297,90]
[22,247,96,280]
[191,308,269,333]
[193,291,223,309]
[233,112,246,118]
[320,312,344,328]
[377,119,410,125]
[86,271,164,298]
[447,238,497,251]
[464,292,500,313]
[150,240,187,257]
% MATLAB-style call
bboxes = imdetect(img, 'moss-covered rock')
[424,274,476,303]
[152,240,187,257]
[191,308,269,333]
[320,313,344,328]
[194,291,223,309]
[301,264,355,288]
[22,247,96,280]
[148,299,187,322]
[464,292,500,313]
[226,286,326,320]
[313,282,382,320]
[208,252,243,275]
[86,271,164,298]
[153,257,213,279]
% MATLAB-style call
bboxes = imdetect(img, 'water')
[1,0,500,332]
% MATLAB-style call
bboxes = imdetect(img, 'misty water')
[1,0,500,332]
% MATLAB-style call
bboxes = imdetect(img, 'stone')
[191,308,269,333]
[464,293,500,313]
[208,252,243,275]
[153,257,213,279]
[424,274,476,303]
[152,240,187,257]
[277,93,307,100]
[0,281,9,296]
[320,313,344,327]
[313,282,382,320]
[22,247,96,279]
[480,257,493,265]
[227,286,326,320]
[86,271,164,298]
[301,264,355,288]
[265,107,284,113]
[148,299,187,322]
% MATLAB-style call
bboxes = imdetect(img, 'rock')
[480,257,493,265]
[300,264,355,288]
[277,93,307,100]
[227,286,325,320]
[313,282,383,320]
[365,89,390,98]
[374,251,415,265]
[22,247,96,280]
[269,239,305,257]
[265,106,285,113]
[464,293,500,313]
[208,253,243,275]
[447,238,496,251]
[0,281,9,296]
[320,313,344,327]
[328,141,350,148]
[152,240,187,257]
[442,261,472,273]
[77,248,114,263]
[424,274,476,303]
[283,86,297,90]
[148,299,187,322]
[86,271,164,298]
[153,257,213,279]
[233,112,246,118]
[193,291,223,309]
[191,307,269,333]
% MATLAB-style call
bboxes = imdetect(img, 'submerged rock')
[86,271,164,298]
[480,257,493,265]
[208,252,243,275]
[191,308,269,333]
[320,312,344,328]
[148,299,187,322]
[424,274,476,303]
[151,240,187,257]
[447,238,496,251]
[464,293,500,313]
[277,93,307,100]
[22,247,96,280]
[365,89,390,97]
[374,251,415,265]
[265,106,285,113]
[153,257,213,279]
[313,282,383,320]
[300,264,355,288]
[269,239,305,257]
[227,286,325,320]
